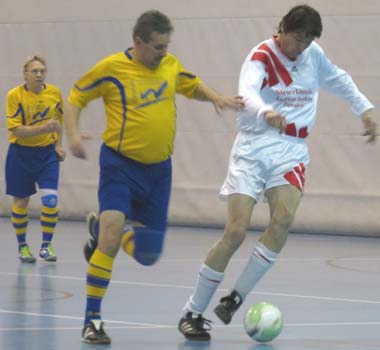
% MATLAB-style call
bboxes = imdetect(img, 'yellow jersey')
[68,50,202,164]
[6,83,63,146]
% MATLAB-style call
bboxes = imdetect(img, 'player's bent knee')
[134,251,162,266]
[275,213,295,232]
[41,194,58,208]
[133,226,165,266]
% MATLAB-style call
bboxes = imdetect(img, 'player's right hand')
[264,111,287,133]
[43,119,61,133]
[361,111,377,144]
[69,134,88,159]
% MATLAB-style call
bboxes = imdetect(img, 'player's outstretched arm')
[193,82,244,114]
[361,109,377,144]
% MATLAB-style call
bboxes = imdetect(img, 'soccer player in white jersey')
[178,4,377,340]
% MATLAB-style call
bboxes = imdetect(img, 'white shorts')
[219,131,310,201]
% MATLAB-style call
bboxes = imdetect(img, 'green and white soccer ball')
[244,302,284,342]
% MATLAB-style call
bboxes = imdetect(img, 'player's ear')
[134,36,143,45]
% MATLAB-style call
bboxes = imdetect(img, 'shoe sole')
[178,325,211,341]
[83,242,96,263]
[86,212,97,225]
[84,212,99,263]
[182,334,210,341]
[19,258,36,263]
[40,256,57,262]
[86,211,146,234]
[213,305,232,325]
[124,219,146,227]
[81,337,111,345]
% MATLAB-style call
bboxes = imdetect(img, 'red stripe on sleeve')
[252,51,279,87]
[251,51,267,63]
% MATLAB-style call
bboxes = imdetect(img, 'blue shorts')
[98,144,172,231]
[5,143,59,197]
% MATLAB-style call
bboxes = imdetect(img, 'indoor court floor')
[0,217,379,350]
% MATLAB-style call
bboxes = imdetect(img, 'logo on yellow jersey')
[136,81,168,109]
[30,106,51,125]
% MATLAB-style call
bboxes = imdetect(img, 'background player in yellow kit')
[65,10,244,344]
[5,55,65,263]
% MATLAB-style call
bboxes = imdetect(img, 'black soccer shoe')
[82,319,111,345]
[83,212,99,262]
[213,290,243,325]
[178,312,211,341]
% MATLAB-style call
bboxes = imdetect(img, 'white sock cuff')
[254,242,278,263]
[200,264,224,282]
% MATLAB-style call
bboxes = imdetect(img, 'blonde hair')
[23,55,46,72]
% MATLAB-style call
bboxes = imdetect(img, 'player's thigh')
[131,160,172,230]
[130,161,171,264]
[98,176,132,215]
[37,158,59,190]
[98,145,133,215]
[5,145,36,197]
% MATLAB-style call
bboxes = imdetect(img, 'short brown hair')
[279,4,322,38]
[133,10,173,43]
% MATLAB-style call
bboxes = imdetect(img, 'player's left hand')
[361,111,377,144]
[214,96,245,114]
[55,145,66,161]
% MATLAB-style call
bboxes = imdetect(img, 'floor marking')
[1,271,379,305]
[0,308,379,333]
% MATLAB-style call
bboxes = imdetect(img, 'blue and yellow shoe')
[39,244,57,262]
[19,245,36,263]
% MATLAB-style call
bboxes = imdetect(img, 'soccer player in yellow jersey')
[5,55,65,263]
[65,10,244,344]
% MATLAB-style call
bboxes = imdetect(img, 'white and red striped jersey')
[238,36,374,137]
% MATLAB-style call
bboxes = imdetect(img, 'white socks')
[233,242,278,301]
[183,264,224,315]
[183,242,278,315]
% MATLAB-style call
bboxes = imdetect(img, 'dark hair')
[133,10,174,43]
[279,4,322,38]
